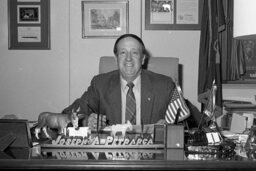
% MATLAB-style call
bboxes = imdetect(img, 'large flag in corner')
[198,0,225,118]
[165,84,190,124]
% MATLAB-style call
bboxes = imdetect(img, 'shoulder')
[92,70,119,82]
[142,69,174,83]
[141,69,176,92]
[87,70,120,93]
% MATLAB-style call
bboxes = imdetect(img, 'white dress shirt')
[120,75,141,125]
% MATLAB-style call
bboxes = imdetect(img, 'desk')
[1,159,256,170]
[0,146,256,170]
[0,122,256,170]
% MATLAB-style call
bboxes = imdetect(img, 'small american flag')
[165,84,190,124]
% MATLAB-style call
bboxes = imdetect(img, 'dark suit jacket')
[62,69,175,125]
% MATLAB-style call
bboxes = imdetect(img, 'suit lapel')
[108,72,122,124]
[141,71,154,124]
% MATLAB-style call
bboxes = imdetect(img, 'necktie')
[125,82,136,125]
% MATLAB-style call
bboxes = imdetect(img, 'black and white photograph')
[17,5,40,24]
[82,0,128,38]
[1,0,256,170]
[90,8,121,31]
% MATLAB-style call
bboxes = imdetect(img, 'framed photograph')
[82,0,129,38]
[241,40,256,81]
[8,0,50,50]
[223,40,256,84]
[17,5,41,24]
[145,0,203,30]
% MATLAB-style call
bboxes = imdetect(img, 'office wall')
[68,0,142,103]
[0,0,254,121]
[68,0,200,108]
[0,0,70,120]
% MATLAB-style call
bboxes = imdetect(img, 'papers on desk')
[221,130,249,144]
[221,130,240,140]
[230,113,247,133]
[206,132,221,145]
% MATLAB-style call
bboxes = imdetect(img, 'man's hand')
[88,113,107,130]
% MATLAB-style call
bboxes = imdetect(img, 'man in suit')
[62,34,176,129]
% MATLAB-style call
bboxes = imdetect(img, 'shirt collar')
[121,74,141,92]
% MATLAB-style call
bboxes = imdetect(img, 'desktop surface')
[0,140,256,170]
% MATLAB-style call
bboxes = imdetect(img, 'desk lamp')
[233,0,256,40]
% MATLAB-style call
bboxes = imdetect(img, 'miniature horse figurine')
[110,120,133,137]
[35,109,79,139]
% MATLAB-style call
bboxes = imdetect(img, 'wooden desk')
[0,121,255,170]
[0,147,256,170]
[0,158,256,170]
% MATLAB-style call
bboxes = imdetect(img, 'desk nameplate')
[39,125,166,149]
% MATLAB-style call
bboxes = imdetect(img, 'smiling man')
[62,34,176,129]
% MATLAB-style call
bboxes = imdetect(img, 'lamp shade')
[233,0,256,39]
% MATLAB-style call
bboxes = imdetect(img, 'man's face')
[115,37,145,82]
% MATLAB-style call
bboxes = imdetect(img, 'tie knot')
[127,82,134,89]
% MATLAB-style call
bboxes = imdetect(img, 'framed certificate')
[145,0,203,30]
[8,0,50,49]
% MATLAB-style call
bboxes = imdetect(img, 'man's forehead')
[117,37,143,48]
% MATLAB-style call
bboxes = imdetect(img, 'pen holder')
[166,124,184,149]
[154,124,165,144]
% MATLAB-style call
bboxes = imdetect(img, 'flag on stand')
[165,84,190,124]
[203,80,217,119]
[197,0,224,118]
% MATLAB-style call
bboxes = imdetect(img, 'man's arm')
[62,98,81,114]
[62,76,107,128]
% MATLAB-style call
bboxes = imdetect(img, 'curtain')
[221,0,246,81]
[198,0,225,118]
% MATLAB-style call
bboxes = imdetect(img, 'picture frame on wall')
[145,0,203,30]
[82,0,129,38]
[8,0,50,50]
[234,40,256,83]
